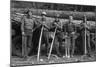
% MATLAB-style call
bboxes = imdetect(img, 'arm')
[36,19,50,30]
[32,19,41,31]
[54,22,61,28]
[21,16,25,33]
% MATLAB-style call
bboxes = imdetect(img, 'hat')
[56,14,60,17]
[69,15,73,22]
[25,9,32,14]
[41,11,47,16]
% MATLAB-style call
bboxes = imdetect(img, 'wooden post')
[37,26,44,61]
[48,27,57,60]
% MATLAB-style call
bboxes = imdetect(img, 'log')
[12,12,96,27]
[11,8,96,21]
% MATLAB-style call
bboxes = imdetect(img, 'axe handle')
[48,27,57,60]
[84,26,87,55]
[37,26,44,61]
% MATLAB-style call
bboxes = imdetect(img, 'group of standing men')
[21,9,92,59]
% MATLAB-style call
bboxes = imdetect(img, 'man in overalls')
[80,15,91,57]
[49,14,62,57]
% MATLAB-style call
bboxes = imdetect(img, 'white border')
[17,0,96,5]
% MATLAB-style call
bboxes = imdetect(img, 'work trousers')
[22,30,33,58]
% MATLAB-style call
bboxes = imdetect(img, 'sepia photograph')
[10,0,96,66]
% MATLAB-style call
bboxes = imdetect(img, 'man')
[21,9,37,58]
[63,16,76,58]
[37,11,50,56]
[80,15,91,57]
[49,14,62,57]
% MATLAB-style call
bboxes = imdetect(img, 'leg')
[82,32,86,55]
[71,37,76,57]
[54,36,61,57]
[67,37,71,58]
[44,32,50,55]
[28,34,33,48]
[22,35,28,58]
[65,38,68,57]
[27,33,33,55]
[87,33,91,55]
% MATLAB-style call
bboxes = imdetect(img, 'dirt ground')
[11,53,96,66]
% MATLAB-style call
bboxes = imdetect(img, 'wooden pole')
[37,26,44,61]
[48,27,57,60]
[84,15,87,55]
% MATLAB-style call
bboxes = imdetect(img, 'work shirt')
[80,22,90,36]
[38,17,50,31]
[21,15,37,32]
[63,22,75,34]
[50,20,62,32]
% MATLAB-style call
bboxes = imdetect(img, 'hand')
[32,29,34,32]
[22,32,25,35]
[83,23,88,28]
[71,32,75,35]
[54,23,57,25]
[43,23,45,26]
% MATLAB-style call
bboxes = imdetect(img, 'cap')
[25,9,32,14]
[41,11,47,16]
[56,14,60,17]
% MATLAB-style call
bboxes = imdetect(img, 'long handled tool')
[84,15,87,55]
[48,27,57,60]
[37,26,44,61]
